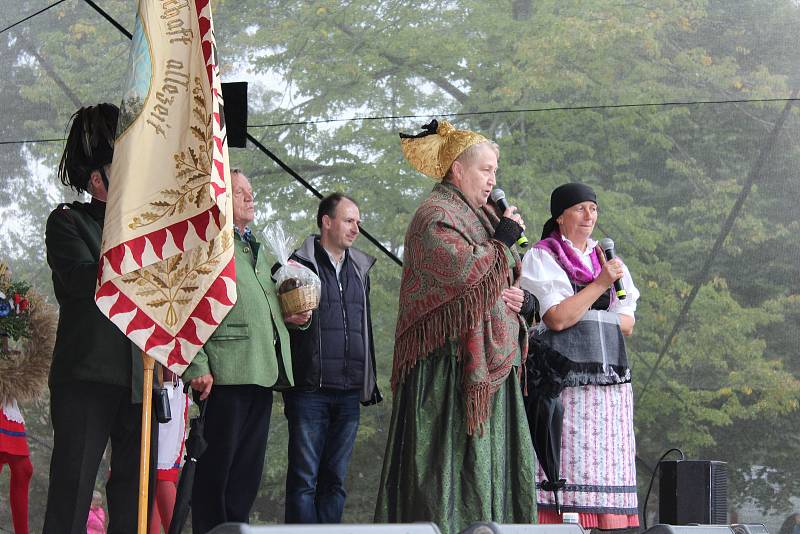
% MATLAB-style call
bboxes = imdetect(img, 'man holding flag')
[43,103,158,534]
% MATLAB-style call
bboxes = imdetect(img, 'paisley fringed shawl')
[393,182,526,435]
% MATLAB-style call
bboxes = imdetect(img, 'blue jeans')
[283,389,361,523]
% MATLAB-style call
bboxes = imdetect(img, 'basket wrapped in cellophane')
[262,223,321,315]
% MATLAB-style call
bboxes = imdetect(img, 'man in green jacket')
[182,168,310,533]
[43,104,157,534]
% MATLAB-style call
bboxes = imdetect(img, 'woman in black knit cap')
[521,183,641,530]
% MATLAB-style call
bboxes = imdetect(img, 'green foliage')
[1,0,799,528]
[218,0,800,520]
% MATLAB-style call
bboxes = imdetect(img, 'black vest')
[315,246,366,390]
[572,282,613,310]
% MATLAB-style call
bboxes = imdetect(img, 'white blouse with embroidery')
[520,235,639,318]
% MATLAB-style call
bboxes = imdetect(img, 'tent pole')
[137,353,155,534]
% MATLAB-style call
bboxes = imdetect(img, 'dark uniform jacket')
[45,199,144,397]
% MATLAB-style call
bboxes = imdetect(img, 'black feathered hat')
[57,103,119,194]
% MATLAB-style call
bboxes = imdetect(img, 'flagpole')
[93,4,236,530]
[138,352,155,534]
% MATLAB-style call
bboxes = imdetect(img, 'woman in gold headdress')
[375,120,536,533]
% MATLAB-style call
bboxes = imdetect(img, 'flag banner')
[96,0,236,373]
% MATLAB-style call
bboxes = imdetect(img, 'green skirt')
[374,350,537,533]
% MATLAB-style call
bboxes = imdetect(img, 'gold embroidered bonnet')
[400,119,488,180]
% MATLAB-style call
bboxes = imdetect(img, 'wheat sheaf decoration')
[0,262,56,404]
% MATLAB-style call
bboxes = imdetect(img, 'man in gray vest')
[283,192,382,523]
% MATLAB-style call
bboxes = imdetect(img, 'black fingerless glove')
[493,217,523,248]
[520,289,536,317]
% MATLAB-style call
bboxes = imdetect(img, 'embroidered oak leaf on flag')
[120,229,233,328]
[129,78,212,230]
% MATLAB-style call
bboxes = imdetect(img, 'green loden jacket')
[182,231,294,389]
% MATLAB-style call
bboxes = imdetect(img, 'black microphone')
[490,189,529,248]
[599,237,626,300]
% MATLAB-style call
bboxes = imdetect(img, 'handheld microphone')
[490,189,529,248]
[599,237,626,300]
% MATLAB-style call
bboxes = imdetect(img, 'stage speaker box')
[207,523,589,534]
[207,523,442,533]
[220,81,248,148]
[731,525,770,534]
[461,522,585,533]
[659,460,728,525]
[643,525,768,534]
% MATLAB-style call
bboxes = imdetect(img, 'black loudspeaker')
[206,523,442,533]
[220,81,248,148]
[659,460,728,525]
[643,525,768,534]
